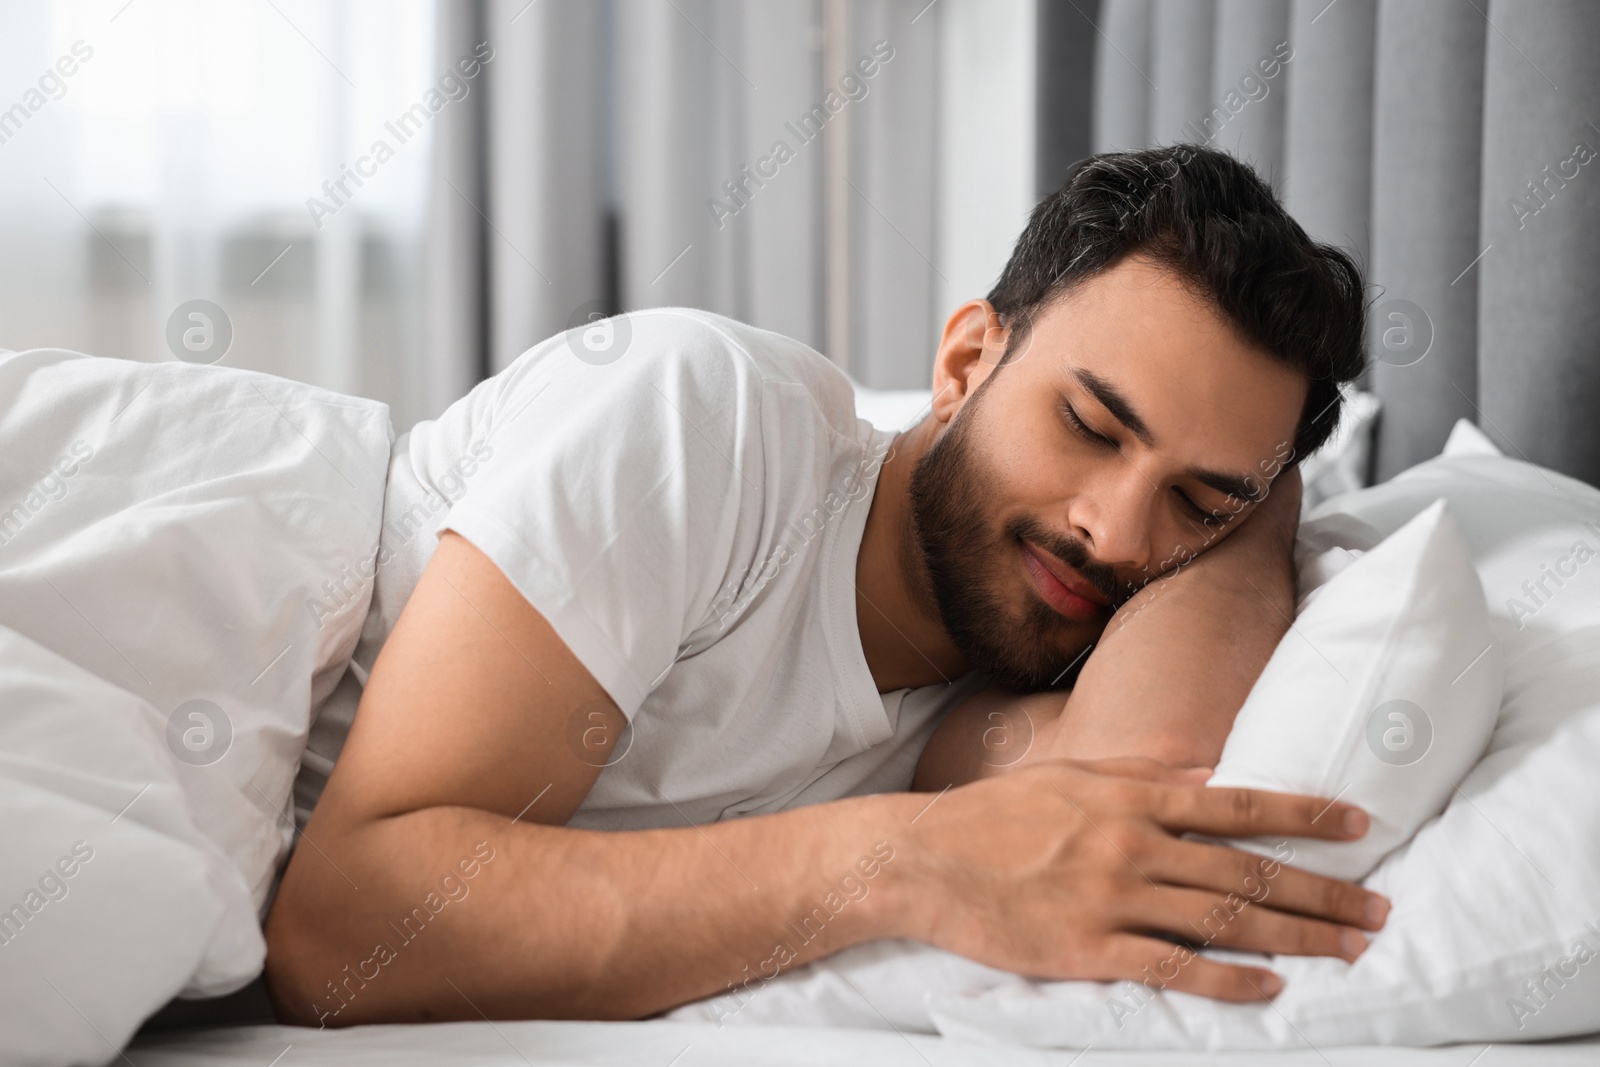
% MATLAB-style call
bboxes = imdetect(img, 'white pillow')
[1441,417,1504,459]
[0,350,392,914]
[850,380,933,434]
[0,623,263,1067]
[1297,386,1382,515]
[1206,500,1502,881]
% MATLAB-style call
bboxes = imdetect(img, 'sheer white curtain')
[0,0,438,429]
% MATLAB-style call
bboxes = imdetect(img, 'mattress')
[130,1020,1600,1066]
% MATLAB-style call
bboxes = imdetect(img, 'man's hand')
[896,756,1387,1001]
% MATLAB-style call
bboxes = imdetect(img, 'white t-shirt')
[296,308,978,832]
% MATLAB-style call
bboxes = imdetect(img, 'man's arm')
[915,466,1301,788]
[266,520,1383,1025]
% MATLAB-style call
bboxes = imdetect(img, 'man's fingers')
[1107,935,1283,1003]
[1132,886,1368,962]
[1152,783,1370,841]
[1145,839,1389,932]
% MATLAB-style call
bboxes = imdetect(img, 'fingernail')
[1342,809,1368,836]
[1259,973,1283,997]
[1340,928,1368,960]
[1365,895,1390,927]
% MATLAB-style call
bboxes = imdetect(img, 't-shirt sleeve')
[438,312,764,719]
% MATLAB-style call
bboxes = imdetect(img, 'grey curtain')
[1368,0,1485,479]
[1477,1,1600,486]
[1092,0,1600,487]
[425,0,493,413]
[1036,0,1100,196]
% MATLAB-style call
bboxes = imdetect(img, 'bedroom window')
[0,0,436,425]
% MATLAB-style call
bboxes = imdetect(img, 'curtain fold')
[933,0,1036,368]
[1207,0,1289,187]
[850,0,938,387]
[1282,0,1375,266]
[423,0,491,416]
[617,0,750,321]
[1478,0,1600,484]
[1148,0,1215,147]
[484,0,608,375]
[1035,0,1100,196]
[1368,0,1485,479]
[741,1,827,351]
[1092,0,1153,151]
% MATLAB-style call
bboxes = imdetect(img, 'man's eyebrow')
[1191,468,1265,504]
[1072,368,1153,446]
[1071,366,1265,504]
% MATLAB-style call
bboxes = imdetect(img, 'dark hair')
[986,144,1367,463]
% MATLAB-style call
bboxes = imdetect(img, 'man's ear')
[931,300,1010,426]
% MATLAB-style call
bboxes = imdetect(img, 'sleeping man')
[266,144,1389,1026]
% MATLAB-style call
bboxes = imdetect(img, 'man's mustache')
[1007,516,1136,609]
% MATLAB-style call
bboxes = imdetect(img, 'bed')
[5,356,1600,1066]
[128,1019,1600,1066]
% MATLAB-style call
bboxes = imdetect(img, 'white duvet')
[0,349,393,1065]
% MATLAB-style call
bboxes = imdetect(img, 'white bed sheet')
[130,1021,1600,1066]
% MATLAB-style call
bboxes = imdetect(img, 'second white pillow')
[1206,499,1502,880]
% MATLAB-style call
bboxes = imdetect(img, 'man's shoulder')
[622,308,857,421]
[475,309,866,461]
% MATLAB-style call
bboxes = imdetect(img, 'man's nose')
[1065,470,1155,574]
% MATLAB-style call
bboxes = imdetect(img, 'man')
[267,145,1384,1026]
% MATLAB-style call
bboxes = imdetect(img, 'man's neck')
[855,421,970,692]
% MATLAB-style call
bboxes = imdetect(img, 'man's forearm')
[269,753,1388,1023]
[266,791,924,1025]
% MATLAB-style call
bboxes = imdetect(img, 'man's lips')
[1020,540,1110,621]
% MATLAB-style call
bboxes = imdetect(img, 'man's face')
[908,255,1308,691]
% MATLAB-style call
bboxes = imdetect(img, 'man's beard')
[905,384,1125,692]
